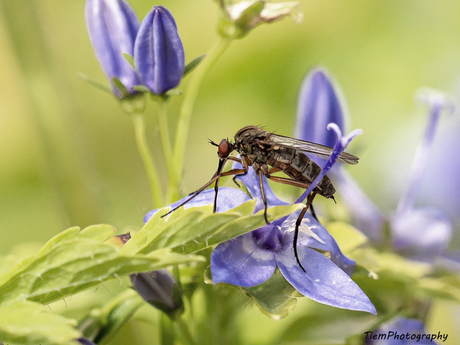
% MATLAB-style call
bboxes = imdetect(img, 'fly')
[162,125,359,272]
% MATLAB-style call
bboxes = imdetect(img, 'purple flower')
[390,89,454,259]
[85,0,140,98]
[296,67,385,243]
[134,6,185,95]
[210,126,376,314]
[364,317,440,345]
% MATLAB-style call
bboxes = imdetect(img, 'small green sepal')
[122,52,136,71]
[183,55,207,78]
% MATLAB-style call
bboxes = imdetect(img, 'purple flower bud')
[85,0,140,98]
[134,6,185,95]
[130,270,184,319]
[295,68,347,151]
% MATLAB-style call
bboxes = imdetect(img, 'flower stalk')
[154,98,178,203]
[132,112,164,207]
[172,37,233,194]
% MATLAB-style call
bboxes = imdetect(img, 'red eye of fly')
[218,140,231,157]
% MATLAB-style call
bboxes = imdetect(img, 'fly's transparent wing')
[266,133,359,165]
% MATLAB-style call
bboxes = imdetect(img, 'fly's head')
[209,138,235,159]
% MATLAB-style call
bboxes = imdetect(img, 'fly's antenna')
[208,138,219,147]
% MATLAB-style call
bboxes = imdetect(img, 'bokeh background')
[1,0,460,344]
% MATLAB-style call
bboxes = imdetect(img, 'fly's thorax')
[234,126,268,146]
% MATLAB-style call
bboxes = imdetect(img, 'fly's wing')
[266,133,359,165]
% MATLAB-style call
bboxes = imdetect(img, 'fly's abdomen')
[268,149,335,198]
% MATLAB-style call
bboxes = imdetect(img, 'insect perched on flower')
[163,125,360,271]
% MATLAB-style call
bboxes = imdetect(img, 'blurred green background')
[1,0,460,343]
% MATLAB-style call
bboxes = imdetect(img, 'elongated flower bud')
[85,0,140,98]
[130,270,184,319]
[295,68,346,150]
[134,6,185,95]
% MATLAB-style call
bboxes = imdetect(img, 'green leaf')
[350,248,432,279]
[325,221,368,254]
[121,201,303,256]
[417,275,460,302]
[183,55,206,78]
[0,225,204,306]
[79,289,144,345]
[243,272,297,320]
[0,300,80,345]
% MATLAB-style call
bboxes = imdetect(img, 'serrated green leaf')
[0,300,80,345]
[0,225,204,307]
[200,204,303,250]
[243,272,297,320]
[183,55,206,78]
[121,201,303,256]
[80,224,116,242]
[79,289,144,344]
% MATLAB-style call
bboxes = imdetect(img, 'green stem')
[172,37,233,192]
[156,98,178,203]
[157,98,173,161]
[132,113,164,207]
[160,313,174,345]
[176,316,196,345]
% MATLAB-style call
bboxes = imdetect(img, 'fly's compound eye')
[218,139,231,158]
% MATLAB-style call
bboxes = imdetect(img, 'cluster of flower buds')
[85,0,184,98]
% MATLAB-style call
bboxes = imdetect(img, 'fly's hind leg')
[294,191,317,273]
[258,169,269,224]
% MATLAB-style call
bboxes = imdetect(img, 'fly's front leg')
[226,156,247,187]
[213,165,247,213]
[294,191,317,273]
